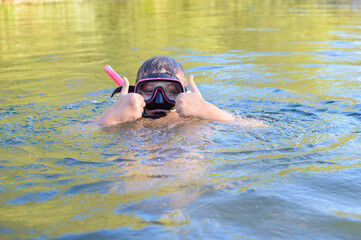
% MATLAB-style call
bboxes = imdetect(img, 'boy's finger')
[120,77,129,95]
[188,76,202,97]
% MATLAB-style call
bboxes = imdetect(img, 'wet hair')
[136,56,187,84]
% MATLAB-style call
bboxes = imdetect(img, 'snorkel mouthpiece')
[149,111,167,118]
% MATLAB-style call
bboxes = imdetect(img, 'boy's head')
[136,55,187,86]
[135,56,187,118]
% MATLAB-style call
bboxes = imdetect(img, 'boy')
[96,55,258,126]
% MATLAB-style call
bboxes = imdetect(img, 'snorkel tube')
[105,65,135,97]
[104,65,124,86]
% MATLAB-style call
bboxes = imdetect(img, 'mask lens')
[163,82,183,101]
[137,82,156,100]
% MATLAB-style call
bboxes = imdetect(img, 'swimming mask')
[135,73,185,111]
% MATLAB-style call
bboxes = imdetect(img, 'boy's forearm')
[199,102,267,126]
[95,107,120,126]
[199,101,235,122]
[95,105,131,126]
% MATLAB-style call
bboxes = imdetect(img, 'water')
[1,0,361,239]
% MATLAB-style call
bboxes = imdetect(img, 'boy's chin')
[145,109,170,118]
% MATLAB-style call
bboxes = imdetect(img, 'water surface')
[1,0,361,239]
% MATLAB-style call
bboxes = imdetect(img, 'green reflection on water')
[0,0,360,239]
[0,0,358,106]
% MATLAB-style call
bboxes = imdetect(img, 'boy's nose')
[155,91,164,104]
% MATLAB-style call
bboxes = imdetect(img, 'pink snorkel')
[104,65,124,86]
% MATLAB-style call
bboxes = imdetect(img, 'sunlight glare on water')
[0,0,361,239]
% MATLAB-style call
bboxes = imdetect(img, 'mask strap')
[142,111,149,118]
[110,85,135,98]
[142,73,179,80]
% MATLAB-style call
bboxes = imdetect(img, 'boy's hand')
[175,76,235,122]
[175,76,207,118]
[115,77,145,120]
[96,77,145,125]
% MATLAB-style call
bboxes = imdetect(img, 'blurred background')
[1,0,361,239]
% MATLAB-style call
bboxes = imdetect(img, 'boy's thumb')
[189,76,202,97]
[120,77,129,95]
